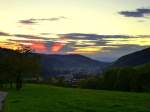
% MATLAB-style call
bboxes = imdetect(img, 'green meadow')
[4,84,150,112]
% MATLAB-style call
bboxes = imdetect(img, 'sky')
[0,0,150,62]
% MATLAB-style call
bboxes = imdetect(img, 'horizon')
[0,0,150,62]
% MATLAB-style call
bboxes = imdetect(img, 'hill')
[4,84,150,112]
[0,48,108,78]
[113,47,150,67]
[40,54,108,78]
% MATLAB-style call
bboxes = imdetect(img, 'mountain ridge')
[113,47,150,67]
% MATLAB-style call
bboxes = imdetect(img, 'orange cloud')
[30,42,46,53]
[51,42,64,53]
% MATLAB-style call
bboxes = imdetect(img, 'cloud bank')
[0,31,150,62]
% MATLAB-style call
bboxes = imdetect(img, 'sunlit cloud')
[68,46,103,54]
[51,42,65,53]
[30,42,47,53]
[48,34,61,39]
[104,37,150,46]
[0,31,150,61]
[0,37,10,42]
[68,45,120,54]
[0,41,22,50]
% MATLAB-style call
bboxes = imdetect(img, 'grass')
[4,84,150,112]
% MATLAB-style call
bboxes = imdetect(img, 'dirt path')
[0,92,7,111]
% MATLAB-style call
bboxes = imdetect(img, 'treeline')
[0,48,40,90]
[78,64,150,92]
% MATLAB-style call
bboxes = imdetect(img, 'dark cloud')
[119,8,150,18]
[38,16,67,21]
[40,33,52,35]
[119,11,143,17]
[60,33,131,40]
[61,34,135,47]
[19,19,37,25]
[19,16,68,25]
[0,31,11,36]
[8,39,33,43]
[14,34,47,40]
[138,8,150,14]
[60,33,102,40]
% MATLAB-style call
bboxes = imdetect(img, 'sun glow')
[68,46,103,54]
[0,42,21,50]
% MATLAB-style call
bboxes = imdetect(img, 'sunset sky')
[0,0,150,61]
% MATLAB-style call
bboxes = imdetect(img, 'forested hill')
[113,47,150,67]
[40,54,109,77]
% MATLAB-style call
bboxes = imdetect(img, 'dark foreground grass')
[4,84,150,112]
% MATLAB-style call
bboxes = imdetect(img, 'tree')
[14,51,40,90]
[78,76,103,89]
[0,47,41,90]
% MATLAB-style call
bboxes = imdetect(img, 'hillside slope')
[40,54,108,77]
[113,47,150,67]
[4,84,150,112]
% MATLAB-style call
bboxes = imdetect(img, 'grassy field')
[4,84,150,112]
